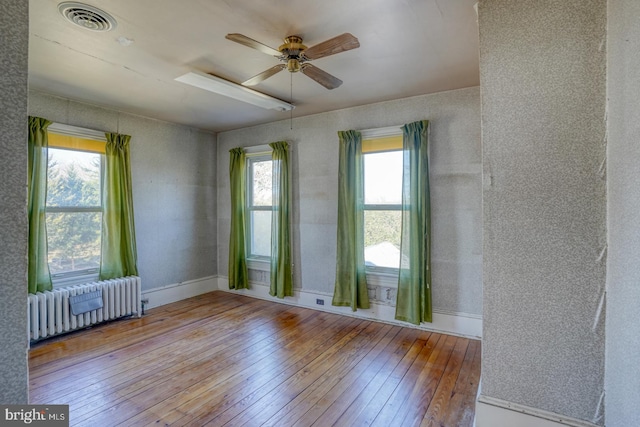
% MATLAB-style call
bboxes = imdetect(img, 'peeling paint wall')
[0,0,29,404]
[479,0,607,424]
[605,1,640,426]
[217,88,482,317]
[28,92,218,291]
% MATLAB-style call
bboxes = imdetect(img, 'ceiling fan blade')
[242,64,286,86]
[225,33,281,57]
[301,64,343,90]
[303,33,360,60]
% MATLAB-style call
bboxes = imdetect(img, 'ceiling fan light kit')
[174,71,294,112]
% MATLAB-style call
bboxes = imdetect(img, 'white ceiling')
[29,0,480,132]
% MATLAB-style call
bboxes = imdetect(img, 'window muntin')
[247,154,273,259]
[46,132,105,284]
[363,136,403,272]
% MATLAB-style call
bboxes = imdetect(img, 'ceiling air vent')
[58,2,117,32]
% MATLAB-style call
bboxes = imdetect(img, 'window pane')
[364,210,402,269]
[47,211,101,275]
[251,160,273,206]
[364,151,403,205]
[47,148,101,207]
[250,210,272,257]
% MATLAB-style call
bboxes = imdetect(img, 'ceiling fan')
[225,32,360,90]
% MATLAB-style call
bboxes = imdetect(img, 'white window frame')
[245,145,273,264]
[361,126,403,279]
[46,123,107,287]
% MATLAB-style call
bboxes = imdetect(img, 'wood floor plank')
[259,322,396,426]
[27,291,481,427]
[291,325,403,427]
[39,298,291,421]
[28,291,240,369]
[417,337,469,427]
[219,319,373,426]
[338,330,432,426]
[329,327,423,426]
[123,308,331,426]
[420,341,479,427]
[29,296,274,395]
[29,294,248,383]
[30,297,291,408]
[441,340,482,427]
[71,306,310,425]
[305,325,411,427]
[369,332,446,427]
[188,315,362,426]
[453,339,482,397]
[387,334,461,427]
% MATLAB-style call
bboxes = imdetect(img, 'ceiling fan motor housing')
[279,36,307,73]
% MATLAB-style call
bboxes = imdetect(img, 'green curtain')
[228,147,249,290]
[100,133,138,280]
[28,116,53,294]
[395,120,431,324]
[332,130,369,311]
[269,141,293,298]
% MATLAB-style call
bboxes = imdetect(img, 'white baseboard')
[216,277,482,339]
[475,395,600,427]
[142,276,218,309]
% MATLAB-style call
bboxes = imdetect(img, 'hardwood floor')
[29,291,481,426]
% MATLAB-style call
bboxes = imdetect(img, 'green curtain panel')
[28,116,53,294]
[332,130,369,311]
[100,133,138,280]
[269,141,293,298]
[228,147,249,290]
[396,120,432,324]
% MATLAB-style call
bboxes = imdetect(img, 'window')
[363,133,403,272]
[246,153,273,259]
[46,126,106,286]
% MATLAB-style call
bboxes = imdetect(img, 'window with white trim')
[363,132,404,273]
[246,152,273,259]
[46,125,106,286]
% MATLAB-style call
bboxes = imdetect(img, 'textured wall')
[605,1,640,426]
[28,92,218,291]
[479,0,607,424]
[217,87,482,316]
[0,0,29,404]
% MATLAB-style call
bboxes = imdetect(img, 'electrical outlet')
[316,299,325,306]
